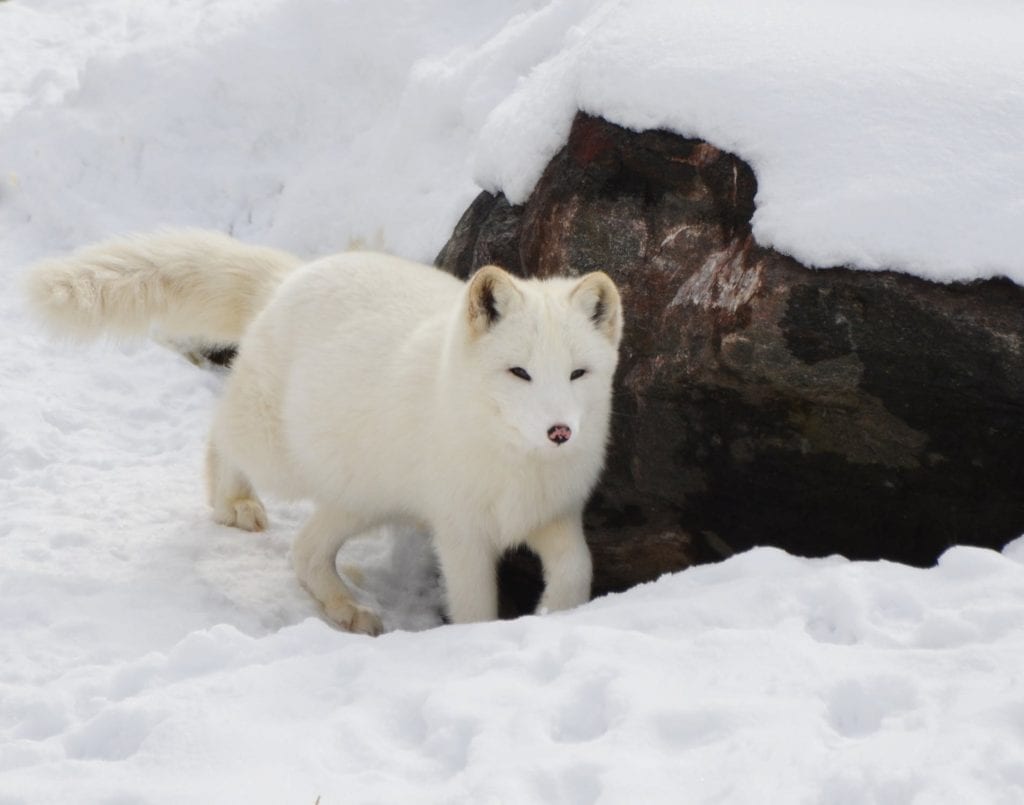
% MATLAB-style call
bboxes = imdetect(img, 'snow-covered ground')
[3,1,1024,802]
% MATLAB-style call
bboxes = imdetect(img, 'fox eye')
[509,367,532,381]
[570,369,587,381]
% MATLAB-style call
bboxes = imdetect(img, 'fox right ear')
[466,265,521,337]
[571,271,623,347]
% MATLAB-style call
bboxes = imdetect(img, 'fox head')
[460,264,623,456]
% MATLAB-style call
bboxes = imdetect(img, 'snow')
[3,1,1024,802]
[476,0,1024,282]
[5,1,1024,280]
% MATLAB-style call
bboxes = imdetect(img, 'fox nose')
[547,424,572,445]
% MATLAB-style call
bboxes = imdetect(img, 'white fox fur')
[26,230,624,634]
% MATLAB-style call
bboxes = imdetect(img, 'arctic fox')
[26,230,623,634]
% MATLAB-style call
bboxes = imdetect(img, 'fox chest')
[448,461,588,550]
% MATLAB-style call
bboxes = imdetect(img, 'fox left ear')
[571,271,623,347]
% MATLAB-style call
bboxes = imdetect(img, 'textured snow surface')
[4,1,1024,802]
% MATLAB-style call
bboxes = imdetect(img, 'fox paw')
[324,597,383,636]
[214,498,268,532]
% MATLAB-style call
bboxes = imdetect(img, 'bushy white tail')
[24,229,302,344]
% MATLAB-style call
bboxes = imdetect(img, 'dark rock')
[438,112,1024,602]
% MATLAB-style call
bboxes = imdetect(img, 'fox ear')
[466,265,521,336]
[571,271,623,346]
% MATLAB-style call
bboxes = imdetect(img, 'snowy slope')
[4,1,1024,802]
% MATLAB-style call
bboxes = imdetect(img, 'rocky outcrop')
[438,113,1024,602]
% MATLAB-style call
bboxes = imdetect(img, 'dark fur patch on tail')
[203,345,237,367]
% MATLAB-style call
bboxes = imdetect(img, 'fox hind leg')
[292,507,383,636]
[206,442,268,532]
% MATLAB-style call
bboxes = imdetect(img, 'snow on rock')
[475,0,1024,282]
[4,1,1024,802]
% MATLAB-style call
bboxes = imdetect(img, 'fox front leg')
[526,512,593,614]
[433,528,499,624]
